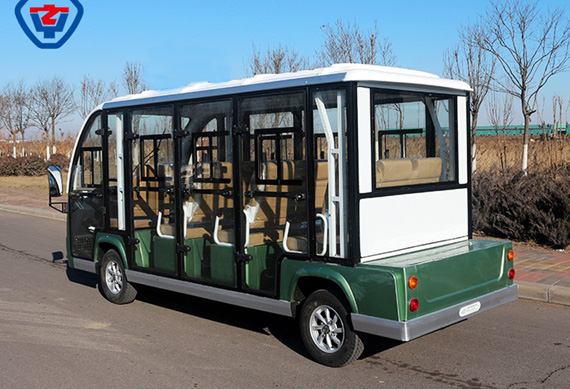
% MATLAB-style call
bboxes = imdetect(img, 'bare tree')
[444,23,496,173]
[79,76,117,119]
[475,0,570,174]
[247,44,310,76]
[108,80,120,98]
[535,96,547,137]
[29,84,50,159]
[0,89,17,158]
[30,77,75,160]
[0,81,32,158]
[317,20,397,67]
[487,92,514,171]
[123,62,147,94]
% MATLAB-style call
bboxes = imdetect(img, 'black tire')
[99,249,137,304]
[299,289,366,367]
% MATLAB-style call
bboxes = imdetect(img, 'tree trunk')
[20,133,25,157]
[471,113,478,173]
[521,114,530,174]
[51,126,57,156]
[12,133,17,158]
[45,129,51,161]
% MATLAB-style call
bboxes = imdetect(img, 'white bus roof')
[103,64,471,109]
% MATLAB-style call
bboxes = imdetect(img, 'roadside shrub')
[18,156,46,176]
[0,157,20,176]
[0,156,47,176]
[49,154,70,171]
[472,164,570,249]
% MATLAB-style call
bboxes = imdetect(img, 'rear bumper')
[351,284,518,341]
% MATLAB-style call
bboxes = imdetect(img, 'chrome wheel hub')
[309,305,344,353]
[105,260,123,295]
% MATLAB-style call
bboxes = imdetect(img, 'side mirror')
[47,165,63,197]
[47,166,68,213]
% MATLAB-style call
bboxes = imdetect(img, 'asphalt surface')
[1,210,570,388]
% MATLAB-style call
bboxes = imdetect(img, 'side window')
[373,91,456,188]
[240,93,305,182]
[130,107,174,230]
[180,100,233,190]
[72,114,103,191]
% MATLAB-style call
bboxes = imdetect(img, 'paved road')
[1,210,569,389]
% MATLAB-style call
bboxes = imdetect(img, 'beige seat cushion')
[376,159,413,187]
[376,157,443,187]
[411,157,442,183]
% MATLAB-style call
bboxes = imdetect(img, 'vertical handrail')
[336,92,347,258]
[314,92,346,258]
[315,94,338,257]
[115,115,126,231]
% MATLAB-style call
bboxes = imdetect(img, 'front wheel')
[299,289,365,367]
[99,249,137,304]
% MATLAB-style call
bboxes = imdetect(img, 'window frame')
[368,87,461,195]
[70,112,104,192]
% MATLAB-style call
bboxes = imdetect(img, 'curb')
[516,281,570,307]
[0,203,66,222]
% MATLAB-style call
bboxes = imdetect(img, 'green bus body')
[54,65,517,366]
[67,229,516,344]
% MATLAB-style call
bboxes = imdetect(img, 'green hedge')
[472,165,570,249]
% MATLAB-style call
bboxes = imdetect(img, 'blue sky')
[1,0,569,132]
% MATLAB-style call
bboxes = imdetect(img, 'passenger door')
[178,100,237,287]
[237,92,309,294]
[68,113,105,260]
[129,107,177,275]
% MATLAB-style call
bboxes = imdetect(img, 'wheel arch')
[288,269,359,316]
[94,233,129,272]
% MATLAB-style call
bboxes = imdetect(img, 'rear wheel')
[300,289,365,367]
[99,249,137,304]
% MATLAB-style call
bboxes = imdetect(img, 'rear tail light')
[507,250,514,261]
[408,276,418,290]
[508,268,516,279]
[409,298,419,312]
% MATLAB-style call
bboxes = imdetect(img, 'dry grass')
[0,176,48,195]
[475,135,570,174]
[0,138,76,159]
[0,173,68,196]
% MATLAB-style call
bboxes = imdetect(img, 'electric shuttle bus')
[47,64,518,367]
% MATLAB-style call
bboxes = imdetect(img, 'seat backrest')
[411,157,442,184]
[133,164,159,228]
[189,161,234,224]
[314,161,329,214]
[376,157,443,187]
[376,159,414,187]
[248,160,307,229]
